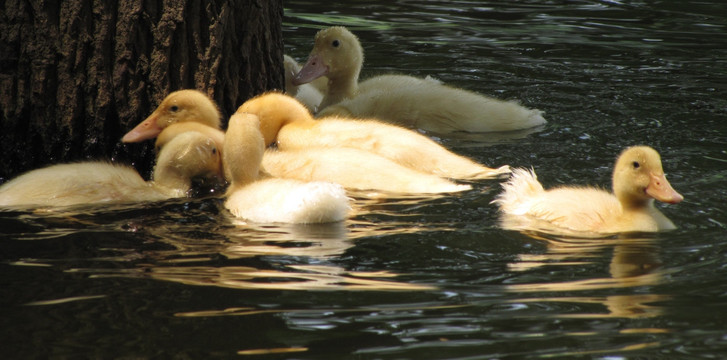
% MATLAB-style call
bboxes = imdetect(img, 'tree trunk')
[0,0,284,180]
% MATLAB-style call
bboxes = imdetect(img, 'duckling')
[132,91,469,193]
[262,147,470,194]
[292,26,546,133]
[155,121,225,155]
[236,92,510,180]
[0,132,222,208]
[122,89,221,143]
[223,112,350,224]
[492,146,683,235]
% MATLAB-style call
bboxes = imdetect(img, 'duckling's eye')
[211,148,217,155]
[170,105,179,112]
[332,39,340,48]
[632,161,640,169]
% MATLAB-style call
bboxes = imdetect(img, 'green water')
[2,1,727,358]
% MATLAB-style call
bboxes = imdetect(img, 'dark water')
[3,1,727,358]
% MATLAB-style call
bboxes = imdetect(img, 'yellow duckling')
[133,90,470,194]
[262,147,470,194]
[154,122,229,180]
[0,132,222,208]
[223,113,350,224]
[236,92,510,180]
[155,121,225,154]
[122,89,221,143]
[492,146,683,235]
[292,26,546,133]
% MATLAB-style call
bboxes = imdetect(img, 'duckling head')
[293,26,363,86]
[123,89,221,143]
[154,122,225,156]
[153,131,223,193]
[612,146,683,209]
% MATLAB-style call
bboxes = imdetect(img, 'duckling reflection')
[110,193,451,263]
[220,221,352,259]
[133,227,435,291]
[72,233,434,291]
[218,194,457,259]
[142,264,433,291]
[66,195,456,292]
[506,233,669,319]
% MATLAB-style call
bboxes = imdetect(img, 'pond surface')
[3,1,727,358]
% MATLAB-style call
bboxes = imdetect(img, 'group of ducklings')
[0,26,683,237]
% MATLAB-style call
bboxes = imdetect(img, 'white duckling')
[223,112,350,224]
[127,90,469,193]
[284,54,326,112]
[292,26,546,133]
[122,89,221,143]
[0,131,222,208]
[236,92,510,180]
[492,146,683,235]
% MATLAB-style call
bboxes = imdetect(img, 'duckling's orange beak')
[292,54,328,85]
[646,172,684,204]
[122,114,163,143]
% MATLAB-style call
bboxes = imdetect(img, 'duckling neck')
[618,194,653,212]
[224,116,265,191]
[229,162,260,188]
[322,72,359,108]
[259,118,284,147]
[619,197,675,231]
[225,140,262,192]
[258,105,318,146]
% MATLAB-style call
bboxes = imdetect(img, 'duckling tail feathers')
[491,167,544,214]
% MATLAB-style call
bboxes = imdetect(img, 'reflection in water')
[506,233,669,320]
[149,195,458,260]
[237,347,309,356]
[24,295,108,306]
[61,196,456,292]
[427,125,547,145]
[220,220,352,259]
[176,303,465,318]
[77,264,433,291]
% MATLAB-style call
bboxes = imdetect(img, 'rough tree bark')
[0,0,284,180]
